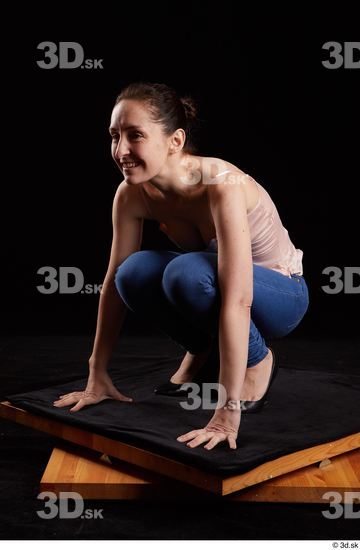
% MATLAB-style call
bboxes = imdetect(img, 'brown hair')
[115,82,198,154]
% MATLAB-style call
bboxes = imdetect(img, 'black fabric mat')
[1,334,359,539]
[5,365,360,476]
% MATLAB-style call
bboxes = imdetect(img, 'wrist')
[216,398,241,412]
[210,403,241,432]
[88,356,108,372]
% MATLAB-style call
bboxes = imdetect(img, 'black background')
[1,4,359,542]
[4,3,359,338]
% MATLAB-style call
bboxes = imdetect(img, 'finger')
[187,432,213,449]
[111,390,133,402]
[177,429,206,443]
[53,401,68,408]
[54,392,82,402]
[53,395,82,407]
[204,434,224,451]
[69,398,90,413]
[60,392,84,399]
[228,436,237,450]
[53,393,81,402]
[99,391,133,403]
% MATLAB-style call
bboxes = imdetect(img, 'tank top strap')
[214,169,232,178]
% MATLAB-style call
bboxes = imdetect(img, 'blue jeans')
[114,250,309,367]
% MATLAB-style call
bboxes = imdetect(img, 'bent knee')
[114,250,179,298]
[162,253,217,301]
[114,251,151,296]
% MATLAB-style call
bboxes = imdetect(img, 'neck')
[147,153,204,198]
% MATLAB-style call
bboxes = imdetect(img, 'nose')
[114,137,130,160]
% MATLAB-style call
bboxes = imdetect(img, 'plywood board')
[1,400,359,496]
[40,445,360,502]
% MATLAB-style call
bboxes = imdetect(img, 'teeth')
[122,162,140,168]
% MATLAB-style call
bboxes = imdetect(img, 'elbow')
[222,295,253,310]
[236,299,253,310]
[219,279,253,309]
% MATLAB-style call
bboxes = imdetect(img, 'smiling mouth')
[121,161,141,170]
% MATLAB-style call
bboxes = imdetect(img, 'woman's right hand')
[52,369,133,412]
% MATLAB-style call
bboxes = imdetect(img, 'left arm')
[177,176,253,450]
[211,177,253,406]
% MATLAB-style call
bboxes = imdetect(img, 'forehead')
[110,99,154,129]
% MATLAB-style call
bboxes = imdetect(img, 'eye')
[130,132,143,141]
[111,133,119,141]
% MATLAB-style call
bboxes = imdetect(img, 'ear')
[169,128,186,154]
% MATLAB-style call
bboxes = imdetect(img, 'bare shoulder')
[198,156,246,178]
[113,180,148,220]
[203,156,248,197]
[201,157,258,214]
[207,171,248,203]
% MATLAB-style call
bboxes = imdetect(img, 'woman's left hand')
[177,407,241,451]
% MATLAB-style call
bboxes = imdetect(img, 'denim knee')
[162,253,217,313]
[114,250,150,303]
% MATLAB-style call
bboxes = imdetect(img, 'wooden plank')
[222,431,360,495]
[230,449,360,502]
[41,446,360,502]
[0,401,221,494]
[40,446,214,500]
[1,400,359,497]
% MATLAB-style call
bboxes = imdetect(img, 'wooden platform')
[1,400,359,498]
[41,445,360,502]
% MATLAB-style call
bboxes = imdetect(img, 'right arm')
[89,181,145,371]
[53,181,146,411]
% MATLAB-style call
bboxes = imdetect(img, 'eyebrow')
[108,125,144,133]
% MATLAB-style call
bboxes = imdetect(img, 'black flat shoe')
[240,347,278,413]
[153,380,192,397]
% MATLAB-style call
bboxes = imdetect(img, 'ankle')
[170,347,212,384]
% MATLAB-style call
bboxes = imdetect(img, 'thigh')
[115,250,181,297]
[251,264,309,338]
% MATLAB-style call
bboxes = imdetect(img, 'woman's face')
[109,99,171,184]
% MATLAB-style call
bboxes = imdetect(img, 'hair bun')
[180,96,197,122]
